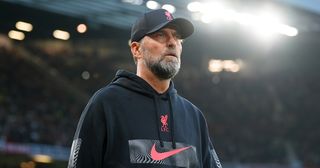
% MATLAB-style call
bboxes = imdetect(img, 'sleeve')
[204,138,223,168]
[201,116,223,168]
[68,92,107,168]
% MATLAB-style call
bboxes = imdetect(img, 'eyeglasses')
[147,29,183,44]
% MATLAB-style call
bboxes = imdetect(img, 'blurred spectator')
[0,37,319,167]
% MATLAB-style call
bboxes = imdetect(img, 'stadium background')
[1,0,320,168]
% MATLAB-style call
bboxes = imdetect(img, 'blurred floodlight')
[252,21,298,38]
[221,9,237,22]
[254,13,280,36]
[230,65,240,72]
[203,2,225,15]
[146,0,160,9]
[259,12,281,24]
[200,2,228,22]
[33,154,52,163]
[122,0,143,5]
[209,59,241,73]
[162,4,176,13]
[209,60,223,73]
[15,21,33,32]
[253,29,276,41]
[53,30,70,40]
[201,14,213,24]
[189,1,240,22]
[82,71,90,80]
[191,12,202,21]
[77,24,87,33]
[251,20,278,41]
[223,60,234,70]
[187,1,202,12]
[223,60,240,72]
[277,24,298,36]
[8,30,25,40]
[195,4,298,37]
[235,13,257,25]
[236,13,298,37]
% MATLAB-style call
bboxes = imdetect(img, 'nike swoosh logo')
[150,143,191,161]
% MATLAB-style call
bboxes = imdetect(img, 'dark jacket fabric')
[68,70,222,168]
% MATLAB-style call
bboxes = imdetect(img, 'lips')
[164,52,177,58]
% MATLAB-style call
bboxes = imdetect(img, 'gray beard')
[140,45,180,80]
[147,57,180,80]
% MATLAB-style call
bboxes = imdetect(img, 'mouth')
[164,53,177,58]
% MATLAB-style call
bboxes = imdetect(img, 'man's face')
[139,28,183,80]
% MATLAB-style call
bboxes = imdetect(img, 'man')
[68,9,222,168]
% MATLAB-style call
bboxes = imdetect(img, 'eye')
[174,33,182,40]
[148,31,167,42]
[154,31,165,38]
[173,32,183,43]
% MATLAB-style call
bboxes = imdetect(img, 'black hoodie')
[68,70,222,168]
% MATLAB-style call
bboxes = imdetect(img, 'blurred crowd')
[0,36,319,167]
[0,45,80,146]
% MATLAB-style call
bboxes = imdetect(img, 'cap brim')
[146,18,194,39]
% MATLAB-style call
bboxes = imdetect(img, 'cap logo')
[165,11,173,21]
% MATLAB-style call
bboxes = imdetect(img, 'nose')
[167,34,178,48]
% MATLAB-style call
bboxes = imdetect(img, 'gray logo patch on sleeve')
[68,138,82,168]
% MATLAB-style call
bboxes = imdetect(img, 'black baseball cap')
[130,9,194,42]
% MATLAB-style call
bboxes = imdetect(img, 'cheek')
[140,44,156,57]
[177,44,182,54]
[149,45,164,56]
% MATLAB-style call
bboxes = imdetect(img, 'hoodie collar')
[111,69,177,97]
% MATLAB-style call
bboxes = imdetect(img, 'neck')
[136,66,170,94]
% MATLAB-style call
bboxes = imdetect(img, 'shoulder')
[177,94,209,121]
[85,83,126,106]
[92,83,125,99]
[176,94,201,112]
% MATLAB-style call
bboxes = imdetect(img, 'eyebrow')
[157,29,180,36]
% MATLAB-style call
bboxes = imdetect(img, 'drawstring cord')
[168,94,176,149]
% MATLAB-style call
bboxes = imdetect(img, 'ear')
[130,41,142,61]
